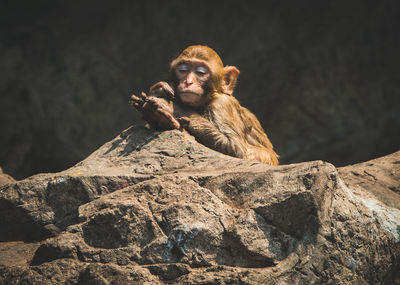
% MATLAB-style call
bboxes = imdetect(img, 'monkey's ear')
[222,66,240,95]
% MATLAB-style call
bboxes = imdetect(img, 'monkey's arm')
[181,114,247,158]
[241,110,279,165]
[183,95,279,165]
[180,95,248,158]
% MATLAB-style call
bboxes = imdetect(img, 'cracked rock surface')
[1,126,399,284]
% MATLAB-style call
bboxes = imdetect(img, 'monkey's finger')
[142,101,149,110]
[129,95,145,107]
[160,82,175,99]
[141,92,148,101]
[152,81,164,90]
[130,94,141,102]
[156,109,180,129]
[170,119,180,129]
[177,116,191,126]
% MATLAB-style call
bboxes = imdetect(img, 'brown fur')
[131,45,279,165]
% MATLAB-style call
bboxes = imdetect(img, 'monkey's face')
[174,60,212,108]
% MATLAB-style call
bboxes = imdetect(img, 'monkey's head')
[170,45,240,108]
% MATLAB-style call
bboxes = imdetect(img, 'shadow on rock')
[103,126,161,157]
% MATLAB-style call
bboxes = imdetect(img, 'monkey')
[130,45,279,165]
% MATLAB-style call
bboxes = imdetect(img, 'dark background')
[1,1,399,180]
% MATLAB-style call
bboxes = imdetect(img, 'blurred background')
[1,1,399,180]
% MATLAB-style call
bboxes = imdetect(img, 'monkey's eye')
[195,66,208,76]
[177,64,189,73]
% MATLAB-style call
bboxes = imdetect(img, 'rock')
[0,167,15,187]
[338,151,400,210]
[0,126,399,284]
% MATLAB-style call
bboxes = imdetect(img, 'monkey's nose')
[184,79,194,87]
[185,73,196,84]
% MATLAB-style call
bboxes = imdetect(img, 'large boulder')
[0,126,399,284]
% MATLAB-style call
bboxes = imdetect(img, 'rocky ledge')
[0,126,399,284]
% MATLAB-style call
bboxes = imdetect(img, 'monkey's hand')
[177,116,191,128]
[131,92,180,130]
[149,81,175,100]
[129,92,148,110]
[144,96,180,129]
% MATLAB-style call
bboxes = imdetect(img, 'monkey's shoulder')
[208,93,240,110]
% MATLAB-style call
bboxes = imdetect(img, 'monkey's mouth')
[179,92,203,105]
[180,91,201,97]
[180,92,202,100]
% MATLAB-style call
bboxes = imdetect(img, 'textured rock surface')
[0,126,399,284]
[0,167,15,187]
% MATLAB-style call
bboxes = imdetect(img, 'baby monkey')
[131,45,279,165]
